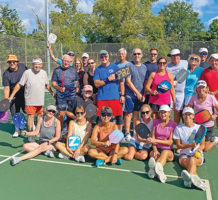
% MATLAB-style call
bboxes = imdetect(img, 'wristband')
[120,94,125,97]
[47,141,50,145]
[114,152,118,155]
[104,78,110,84]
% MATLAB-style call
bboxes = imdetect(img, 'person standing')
[81,53,89,72]
[2,55,27,137]
[199,48,210,69]
[115,48,129,69]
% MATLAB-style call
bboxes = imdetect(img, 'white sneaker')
[58,153,70,160]
[44,149,54,158]
[191,175,207,191]
[155,162,167,183]
[75,156,85,163]
[121,133,132,143]
[213,136,218,146]
[148,157,156,179]
[11,157,21,166]
[12,130,20,138]
[181,170,192,188]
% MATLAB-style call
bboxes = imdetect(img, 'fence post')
[60,43,63,57]
[24,38,27,67]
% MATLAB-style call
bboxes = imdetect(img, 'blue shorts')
[56,98,75,111]
[124,95,143,113]
[129,139,150,151]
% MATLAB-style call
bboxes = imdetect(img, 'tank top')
[149,72,171,105]
[39,116,56,142]
[72,120,89,141]
[87,71,98,94]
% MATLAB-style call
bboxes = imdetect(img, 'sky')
[0,0,218,34]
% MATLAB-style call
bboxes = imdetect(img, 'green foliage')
[159,0,204,41]
[208,19,218,40]
[0,4,25,36]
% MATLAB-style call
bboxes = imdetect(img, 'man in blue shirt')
[94,50,125,130]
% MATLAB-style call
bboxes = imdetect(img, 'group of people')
[1,46,218,191]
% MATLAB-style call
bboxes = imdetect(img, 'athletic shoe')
[95,159,105,167]
[44,149,54,158]
[75,156,85,163]
[181,170,192,188]
[12,130,20,138]
[155,162,167,183]
[148,157,156,179]
[28,136,35,142]
[116,158,122,165]
[191,175,207,191]
[121,133,132,143]
[58,153,70,160]
[213,136,218,146]
[11,157,21,166]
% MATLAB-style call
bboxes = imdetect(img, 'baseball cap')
[167,49,181,57]
[82,53,89,58]
[208,53,218,61]
[159,105,171,112]
[99,50,108,56]
[182,107,195,115]
[32,57,42,64]
[196,80,207,88]
[100,106,112,115]
[7,55,19,62]
[67,51,75,57]
[46,105,57,112]
[83,85,93,92]
[199,48,208,53]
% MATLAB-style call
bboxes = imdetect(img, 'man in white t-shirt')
[9,58,55,138]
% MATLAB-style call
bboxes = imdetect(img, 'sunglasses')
[84,91,92,94]
[75,63,81,65]
[100,56,108,59]
[101,113,112,117]
[8,61,16,64]
[48,110,56,114]
[200,52,207,56]
[158,62,167,65]
[141,111,150,115]
[68,53,75,56]
[76,112,84,115]
[88,62,95,65]
[190,57,199,61]
[133,53,141,56]
[150,54,157,56]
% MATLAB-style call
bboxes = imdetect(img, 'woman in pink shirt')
[146,57,176,119]
[146,105,177,183]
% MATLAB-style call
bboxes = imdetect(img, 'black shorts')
[205,126,214,142]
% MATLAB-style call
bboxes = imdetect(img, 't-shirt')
[200,61,210,69]
[93,62,120,100]
[167,60,188,93]
[153,119,177,149]
[115,61,130,69]
[52,66,79,100]
[125,61,147,97]
[57,59,74,67]
[144,61,158,80]
[2,63,27,98]
[173,124,200,155]
[200,67,218,100]
[185,67,204,97]
[189,94,217,127]
[19,69,49,106]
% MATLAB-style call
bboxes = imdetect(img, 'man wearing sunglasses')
[199,48,210,69]
[94,50,125,130]
[8,58,54,141]
[81,53,89,72]
[2,55,27,137]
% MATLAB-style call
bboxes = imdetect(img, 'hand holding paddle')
[104,129,124,147]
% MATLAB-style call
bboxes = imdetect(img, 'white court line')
[0,150,24,165]
[0,154,212,200]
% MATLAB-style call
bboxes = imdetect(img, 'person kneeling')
[88,107,128,167]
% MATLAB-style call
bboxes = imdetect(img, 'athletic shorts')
[205,126,214,142]
[25,106,43,115]
[179,153,204,166]
[96,144,116,154]
[129,139,150,151]
[173,92,184,110]
[96,99,122,116]
[56,98,75,111]
[37,140,56,148]
[124,95,143,113]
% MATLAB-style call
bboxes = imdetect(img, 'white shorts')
[171,92,184,110]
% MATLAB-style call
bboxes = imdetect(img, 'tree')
[159,1,204,41]
[85,0,164,43]
[0,4,25,36]
[208,19,218,40]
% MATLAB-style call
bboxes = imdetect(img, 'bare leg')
[27,114,35,131]
[132,111,139,131]
[174,110,181,125]
[124,112,132,134]
[88,148,109,161]
[180,157,202,175]
[135,150,148,161]
[204,141,216,152]
[56,142,73,158]
[124,146,136,161]
[157,150,174,167]
[58,110,66,129]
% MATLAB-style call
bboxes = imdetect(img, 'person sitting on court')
[88,107,128,167]
[124,104,153,161]
[147,105,177,183]
[56,106,92,162]
[146,57,176,119]
[11,105,61,166]
[188,80,218,152]
[173,107,206,191]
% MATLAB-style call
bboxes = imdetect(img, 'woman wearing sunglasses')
[124,104,153,161]
[184,54,204,105]
[55,106,92,162]
[147,105,177,183]
[146,57,176,119]
[88,107,128,167]
[11,105,61,165]
[83,58,98,103]
[73,58,85,94]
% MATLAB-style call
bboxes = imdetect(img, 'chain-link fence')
[0,34,218,86]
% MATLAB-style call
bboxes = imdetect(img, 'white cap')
[159,105,171,112]
[199,48,208,53]
[82,53,89,58]
[46,105,57,112]
[196,80,207,88]
[209,53,218,60]
[32,57,42,64]
[168,49,181,57]
[182,107,195,115]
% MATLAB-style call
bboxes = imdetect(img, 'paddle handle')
[190,143,200,154]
